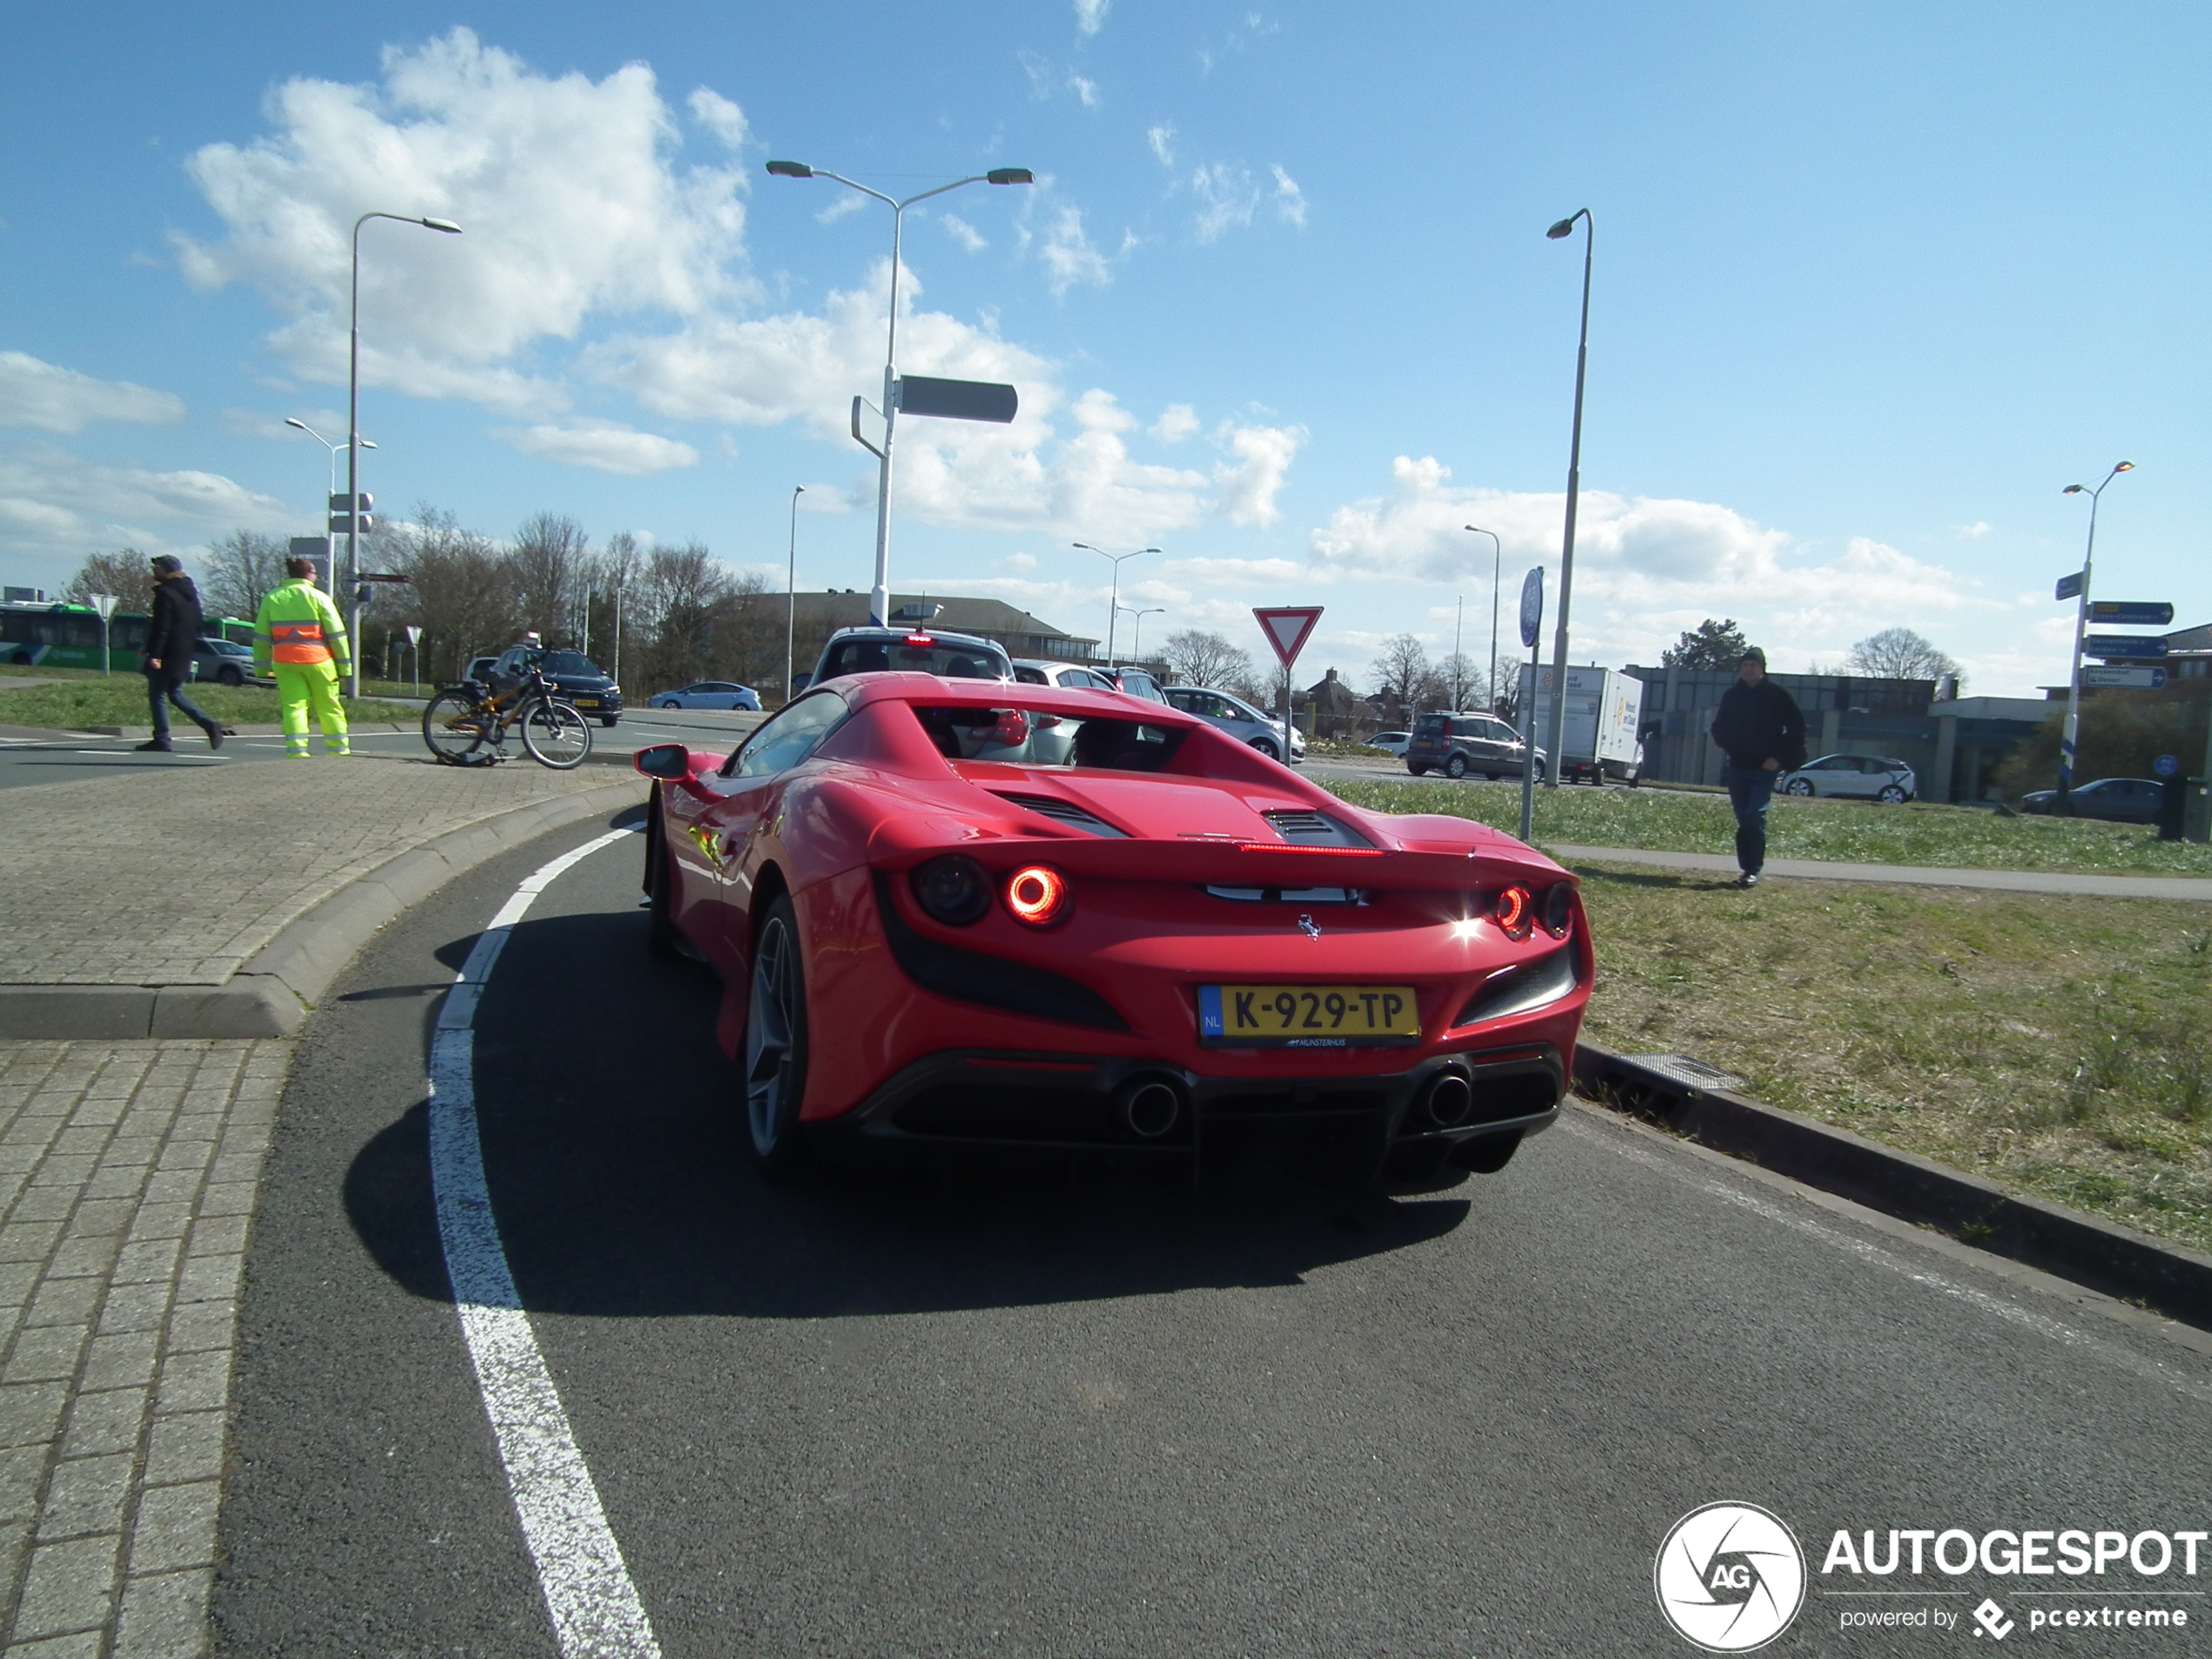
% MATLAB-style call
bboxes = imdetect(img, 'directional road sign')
[2088,601,2175,626]
[2054,571,2084,601]
[895,376,1018,423]
[2083,635,2168,658]
[2082,664,2168,690]
[1519,568,1544,649]
[1252,607,1323,668]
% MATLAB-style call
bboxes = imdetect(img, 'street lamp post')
[786,485,806,703]
[1464,526,1501,711]
[1543,207,1595,790]
[766,161,1032,630]
[347,211,461,698]
[1073,543,1158,666]
[1117,605,1165,666]
[2056,462,2136,814]
[284,419,373,589]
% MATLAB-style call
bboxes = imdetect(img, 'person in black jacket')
[1708,647,1805,887]
[138,555,226,753]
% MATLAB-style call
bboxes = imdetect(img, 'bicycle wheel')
[422,688,491,765]
[519,697,592,769]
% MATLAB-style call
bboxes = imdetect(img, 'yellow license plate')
[1198,983,1421,1047]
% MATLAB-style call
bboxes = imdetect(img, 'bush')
[1992,683,2209,799]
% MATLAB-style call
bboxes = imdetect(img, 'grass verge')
[1569,860,2212,1254]
[1327,776,2212,877]
[0,679,420,729]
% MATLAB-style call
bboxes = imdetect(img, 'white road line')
[1556,1110,2212,1408]
[429,826,664,1659]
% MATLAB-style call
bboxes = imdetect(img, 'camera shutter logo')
[1654,1502,1806,1651]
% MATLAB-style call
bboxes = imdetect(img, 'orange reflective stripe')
[273,644,333,664]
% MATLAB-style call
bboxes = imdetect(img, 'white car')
[1366,730,1411,759]
[1162,685,1306,763]
[1777,754,1917,803]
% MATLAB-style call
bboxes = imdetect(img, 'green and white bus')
[1,601,255,671]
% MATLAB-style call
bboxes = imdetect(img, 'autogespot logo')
[1656,1502,1808,1652]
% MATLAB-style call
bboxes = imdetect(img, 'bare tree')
[1159,629,1253,689]
[200,531,288,623]
[1369,633,1432,724]
[386,506,520,682]
[512,512,590,644]
[1437,651,1478,711]
[1844,627,1961,686]
[62,550,152,610]
[1482,653,1525,722]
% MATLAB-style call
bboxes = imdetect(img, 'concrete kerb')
[0,779,643,1041]
[1573,1042,2212,1331]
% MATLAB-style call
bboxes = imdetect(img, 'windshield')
[820,637,1010,681]
[914,705,1187,772]
[542,652,602,677]
[1414,714,1450,735]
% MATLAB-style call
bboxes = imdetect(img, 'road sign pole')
[1252,608,1324,766]
[1518,569,1544,845]
[2058,463,2134,814]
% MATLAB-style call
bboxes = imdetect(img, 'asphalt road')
[0,706,764,789]
[214,813,2212,1656]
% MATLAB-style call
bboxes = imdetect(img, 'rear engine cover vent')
[993,792,1129,838]
[1261,809,1373,848]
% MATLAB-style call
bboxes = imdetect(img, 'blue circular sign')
[1518,568,1544,650]
[2154,753,2180,778]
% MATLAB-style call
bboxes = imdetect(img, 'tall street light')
[2056,462,2135,814]
[286,419,373,589]
[1072,543,1158,666]
[766,160,1032,630]
[785,485,806,704]
[1542,207,1595,790]
[1118,604,1165,665]
[347,211,461,698]
[1465,525,1501,711]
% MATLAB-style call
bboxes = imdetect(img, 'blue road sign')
[2054,571,2084,601]
[2155,754,2181,778]
[2088,601,2175,626]
[2083,634,2168,658]
[894,375,1017,422]
[1518,568,1543,649]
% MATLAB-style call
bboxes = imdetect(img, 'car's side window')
[725,692,846,779]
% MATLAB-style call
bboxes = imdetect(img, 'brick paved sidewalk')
[0,1039,282,1658]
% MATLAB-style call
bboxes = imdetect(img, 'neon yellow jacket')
[253,578,351,674]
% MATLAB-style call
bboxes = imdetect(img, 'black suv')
[474,648,624,726]
[802,626,1014,687]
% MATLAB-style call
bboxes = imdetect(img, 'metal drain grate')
[1621,1054,1745,1093]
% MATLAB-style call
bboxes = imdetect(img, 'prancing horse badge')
[1297,913,1321,941]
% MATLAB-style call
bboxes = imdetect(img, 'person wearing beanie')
[253,556,353,758]
[1708,647,1806,887]
[138,554,226,753]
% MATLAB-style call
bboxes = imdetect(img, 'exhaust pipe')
[1118,1076,1185,1140]
[1423,1072,1474,1129]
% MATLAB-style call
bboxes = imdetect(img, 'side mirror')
[791,672,812,691]
[634,743,691,781]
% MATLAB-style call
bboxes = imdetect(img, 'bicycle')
[421,662,593,770]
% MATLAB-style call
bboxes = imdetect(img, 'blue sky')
[3,1,2206,695]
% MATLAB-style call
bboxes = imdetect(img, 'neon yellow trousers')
[274,661,349,757]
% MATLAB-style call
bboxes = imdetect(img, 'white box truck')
[1515,664,1646,785]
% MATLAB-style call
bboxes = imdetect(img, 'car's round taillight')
[1004,865,1069,927]
[1494,885,1533,941]
[912,855,991,926]
[1542,881,1575,939]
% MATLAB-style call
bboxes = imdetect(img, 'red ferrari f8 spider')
[634,673,1591,1184]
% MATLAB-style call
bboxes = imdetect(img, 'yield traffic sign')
[1252,607,1323,668]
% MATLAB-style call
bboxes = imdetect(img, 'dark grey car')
[1405,711,1545,780]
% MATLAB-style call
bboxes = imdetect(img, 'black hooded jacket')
[1710,677,1808,772]
[144,574,204,677]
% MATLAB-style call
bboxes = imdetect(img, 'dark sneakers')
[1737,871,1760,887]
[206,727,226,751]
[135,739,174,753]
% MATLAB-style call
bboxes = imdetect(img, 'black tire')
[8,651,29,666]
[658,699,681,710]
[1445,752,1468,779]
[1406,763,1428,777]
[1453,1131,1522,1174]
[600,717,619,728]
[1532,758,1547,783]
[1784,778,1815,797]
[519,697,591,769]
[743,894,817,1182]
[644,809,683,961]
[1878,785,1908,804]
[1251,737,1280,760]
[217,664,244,687]
[421,688,490,765]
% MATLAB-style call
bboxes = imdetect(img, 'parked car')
[1011,658,1122,693]
[1103,665,1169,705]
[1366,731,1412,759]
[1777,754,1917,803]
[1405,711,1546,781]
[473,648,625,726]
[802,627,1014,689]
[2017,777,2167,824]
[1162,685,1306,763]
[186,636,271,688]
[650,681,762,711]
[634,673,1586,1185]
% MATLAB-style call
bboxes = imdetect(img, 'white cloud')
[1958,520,1992,539]
[1270,165,1307,228]
[1037,207,1112,294]
[0,445,294,581]
[1147,125,1176,167]
[1190,164,1258,242]
[502,418,699,475]
[1151,403,1199,443]
[1068,75,1100,108]
[1000,551,1037,572]
[174,29,751,415]
[685,87,748,149]
[1075,0,1109,36]
[1212,422,1305,526]
[939,213,988,253]
[814,192,870,226]
[0,353,186,434]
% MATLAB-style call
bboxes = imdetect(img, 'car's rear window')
[821,637,1010,680]
[914,705,1187,772]
[542,652,602,676]
[1414,714,1450,736]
